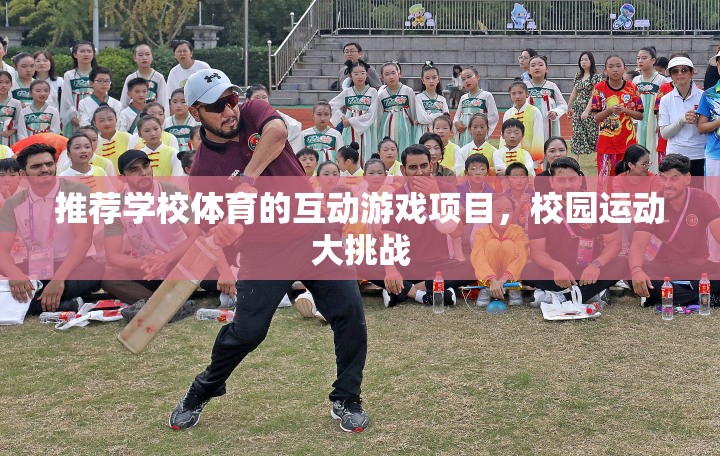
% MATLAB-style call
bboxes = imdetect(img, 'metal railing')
[271,0,333,88]
[332,0,720,34]
[270,0,720,88]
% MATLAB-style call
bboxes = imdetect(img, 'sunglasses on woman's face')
[670,67,691,75]
[199,92,240,113]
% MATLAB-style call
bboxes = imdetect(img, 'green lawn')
[2,293,719,455]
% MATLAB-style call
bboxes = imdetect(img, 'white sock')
[414,290,426,303]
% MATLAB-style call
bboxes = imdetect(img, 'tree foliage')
[104,0,198,47]
[9,0,91,48]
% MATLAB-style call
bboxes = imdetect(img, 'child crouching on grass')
[471,193,528,300]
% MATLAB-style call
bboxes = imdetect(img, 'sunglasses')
[670,67,692,75]
[198,92,239,113]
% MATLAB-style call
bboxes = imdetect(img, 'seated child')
[501,81,543,173]
[301,100,343,164]
[163,88,198,153]
[0,157,26,263]
[296,147,319,177]
[136,114,179,176]
[471,193,529,299]
[128,102,179,150]
[57,126,117,176]
[337,143,364,177]
[337,142,364,186]
[189,125,201,151]
[503,162,533,230]
[180,151,195,175]
[454,113,496,175]
[78,67,122,126]
[58,133,108,184]
[457,153,495,254]
[21,80,61,135]
[493,118,535,176]
[432,114,459,170]
[117,77,148,134]
[0,157,20,204]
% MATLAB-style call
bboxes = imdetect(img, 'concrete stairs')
[272,34,719,108]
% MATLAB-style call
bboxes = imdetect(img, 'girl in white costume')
[20,80,60,135]
[33,50,62,111]
[330,59,379,166]
[0,71,26,145]
[524,55,568,141]
[632,46,668,173]
[11,53,34,108]
[415,62,449,139]
[120,44,169,114]
[453,66,498,146]
[301,100,344,164]
[376,61,416,154]
[60,41,97,136]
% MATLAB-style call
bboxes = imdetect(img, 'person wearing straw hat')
[703,46,720,90]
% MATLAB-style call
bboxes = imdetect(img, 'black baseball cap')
[118,149,150,174]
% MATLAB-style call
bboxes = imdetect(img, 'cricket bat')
[117,235,221,355]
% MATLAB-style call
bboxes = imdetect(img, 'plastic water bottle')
[585,303,599,315]
[39,311,76,323]
[661,277,673,321]
[476,288,491,307]
[508,289,523,306]
[196,308,235,322]
[699,273,711,316]
[433,271,445,315]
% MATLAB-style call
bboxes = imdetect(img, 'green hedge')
[7,45,272,100]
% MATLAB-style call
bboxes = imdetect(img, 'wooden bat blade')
[117,237,220,354]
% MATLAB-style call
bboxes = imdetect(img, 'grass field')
[2,292,719,455]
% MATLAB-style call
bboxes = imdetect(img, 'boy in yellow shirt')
[471,193,528,299]
[501,81,544,172]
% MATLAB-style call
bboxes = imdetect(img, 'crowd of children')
[0,40,203,180]
[2,38,720,314]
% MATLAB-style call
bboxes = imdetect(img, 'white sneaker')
[278,294,292,308]
[530,289,547,308]
[530,289,565,308]
[295,292,325,320]
[219,292,237,309]
[382,289,392,308]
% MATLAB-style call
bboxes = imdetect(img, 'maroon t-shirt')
[528,205,617,267]
[190,99,305,179]
[189,99,313,241]
[636,188,720,262]
[382,181,457,263]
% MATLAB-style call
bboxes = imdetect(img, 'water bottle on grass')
[699,273,711,316]
[433,271,445,315]
[661,278,673,321]
[196,309,235,322]
[39,311,76,323]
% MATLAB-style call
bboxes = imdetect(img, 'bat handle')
[205,235,218,250]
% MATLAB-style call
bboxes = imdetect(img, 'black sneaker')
[169,385,212,431]
[422,289,456,306]
[710,294,720,307]
[330,398,369,433]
